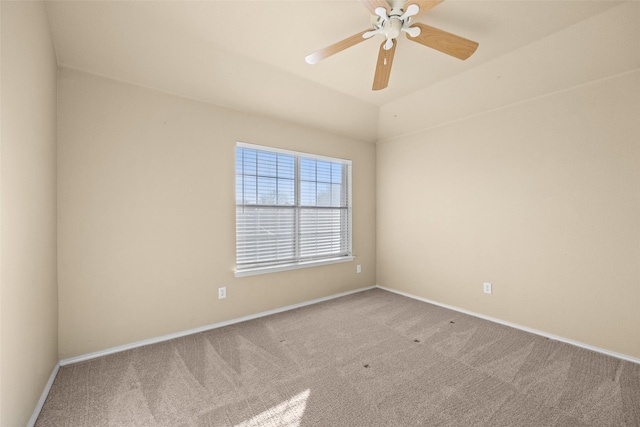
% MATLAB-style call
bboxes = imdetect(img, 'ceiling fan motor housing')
[385,17,403,39]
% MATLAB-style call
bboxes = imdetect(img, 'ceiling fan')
[305,0,479,91]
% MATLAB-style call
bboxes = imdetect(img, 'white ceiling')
[45,1,629,142]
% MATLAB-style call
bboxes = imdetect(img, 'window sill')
[235,256,355,278]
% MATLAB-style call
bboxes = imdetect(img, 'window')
[235,142,353,276]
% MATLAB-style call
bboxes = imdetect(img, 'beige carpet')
[36,288,640,426]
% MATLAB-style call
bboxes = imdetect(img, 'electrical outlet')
[356,264,362,273]
[483,282,492,294]
[218,287,226,299]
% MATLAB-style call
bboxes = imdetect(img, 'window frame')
[234,142,354,277]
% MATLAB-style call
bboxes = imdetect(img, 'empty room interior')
[1,0,639,426]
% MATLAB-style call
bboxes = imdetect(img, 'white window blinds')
[235,143,352,274]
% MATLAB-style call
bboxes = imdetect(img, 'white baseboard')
[60,285,376,366]
[27,362,60,427]
[377,285,640,365]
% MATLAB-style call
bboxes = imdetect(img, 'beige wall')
[57,68,376,359]
[377,69,640,359]
[1,2,59,426]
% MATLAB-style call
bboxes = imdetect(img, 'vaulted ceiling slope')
[45,1,638,143]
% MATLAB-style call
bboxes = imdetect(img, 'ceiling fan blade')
[372,39,397,91]
[406,23,478,60]
[405,0,444,17]
[359,0,390,15]
[305,30,371,65]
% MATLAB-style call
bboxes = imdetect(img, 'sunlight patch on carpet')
[235,389,311,427]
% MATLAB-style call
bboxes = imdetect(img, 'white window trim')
[236,142,351,165]
[234,142,353,277]
[234,255,355,278]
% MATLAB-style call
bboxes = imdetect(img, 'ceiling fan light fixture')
[304,0,478,90]
[384,17,403,40]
